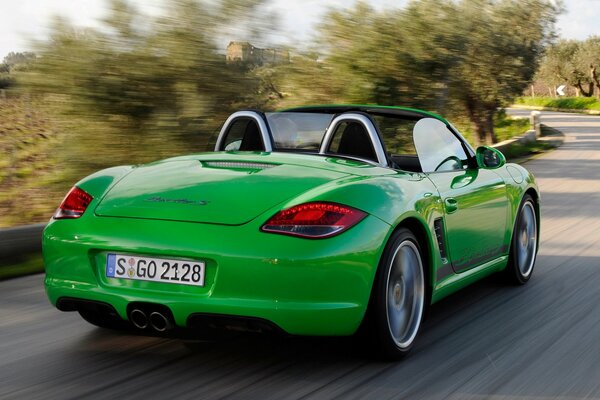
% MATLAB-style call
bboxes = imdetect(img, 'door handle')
[444,198,458,214]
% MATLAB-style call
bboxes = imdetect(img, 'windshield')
[266,112,333,151]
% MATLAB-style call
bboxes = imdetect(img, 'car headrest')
[337,122,377,162]
[239,122,264,151]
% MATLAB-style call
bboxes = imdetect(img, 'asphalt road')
[3,109,600,400]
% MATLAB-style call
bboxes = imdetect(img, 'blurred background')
[0,0,598,228]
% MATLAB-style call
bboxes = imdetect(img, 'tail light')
[53,187,93,219]
[261,201,367,239]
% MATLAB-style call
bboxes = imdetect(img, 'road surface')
[2,110,600,399]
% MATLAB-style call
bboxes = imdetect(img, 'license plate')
[106,254,205,286]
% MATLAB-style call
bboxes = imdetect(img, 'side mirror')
[476,146,506,169]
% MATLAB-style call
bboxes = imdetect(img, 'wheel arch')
[362,215,435,320]
[357,214,434,352]
[504,186,540,284]
[391,216,435,306]
[523,187,541,245]
[524,187,540,212]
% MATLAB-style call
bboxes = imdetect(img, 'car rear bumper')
[43,214,390,336]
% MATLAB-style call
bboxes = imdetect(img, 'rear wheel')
[506,195,538,285]
[370,228,426,360]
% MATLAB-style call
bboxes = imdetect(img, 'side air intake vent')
[434,218,449,264]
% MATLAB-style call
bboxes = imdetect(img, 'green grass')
[494,113,530,142]
[516,96,600,111]
[0,254,44,280]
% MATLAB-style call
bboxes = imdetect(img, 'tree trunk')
[469,110,498,145]
[484,111,498,144]
[576,79,594,97]
[471,119,484,146]
[591,65,600,99]
[465,96,482,146]
[590,64,600,97]
[465,96,499,146]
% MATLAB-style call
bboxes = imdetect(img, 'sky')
[0,0,598,58]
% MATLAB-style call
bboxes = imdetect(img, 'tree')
[3,52,36,69]
[444,0,562,144]
[537,37,600,98]
[573,36,600,98]
[0,64,10,90]
[265,0,562,145]
[23,0,271,179]
[536,40,579,95]
[0,51,36,90]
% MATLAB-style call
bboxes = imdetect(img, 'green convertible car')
[43,105,539,358]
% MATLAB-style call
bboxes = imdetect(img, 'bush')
[516,96,600,111]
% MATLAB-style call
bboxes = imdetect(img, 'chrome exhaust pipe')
[149,311,173,332]
[130,309,148,329]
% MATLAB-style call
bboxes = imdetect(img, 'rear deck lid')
[94,159,348,225]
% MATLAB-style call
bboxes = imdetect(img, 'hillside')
[0,95,65,227]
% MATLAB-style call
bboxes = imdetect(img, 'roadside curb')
[0,223,45,259]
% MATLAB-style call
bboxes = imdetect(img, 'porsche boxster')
[43,105,539,358]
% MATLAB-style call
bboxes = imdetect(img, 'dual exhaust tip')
[130,308,173,332]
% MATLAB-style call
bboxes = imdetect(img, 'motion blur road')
[2,110,600,400]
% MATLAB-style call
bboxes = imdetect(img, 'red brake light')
[261,202,367,238]
[53,187,93,219]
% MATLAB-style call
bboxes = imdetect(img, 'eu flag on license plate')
[106,254,116,277]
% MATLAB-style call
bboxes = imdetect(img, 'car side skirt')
[431,255,508,304]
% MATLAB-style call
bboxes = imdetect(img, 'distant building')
[226,41,289,65]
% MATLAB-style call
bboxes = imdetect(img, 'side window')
[221,118,263,151]
[413,118,468,172]
[327,121,377,162]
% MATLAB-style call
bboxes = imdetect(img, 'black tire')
[505,194,538,285]
[78,309,129,331]
[368,228,426,360]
